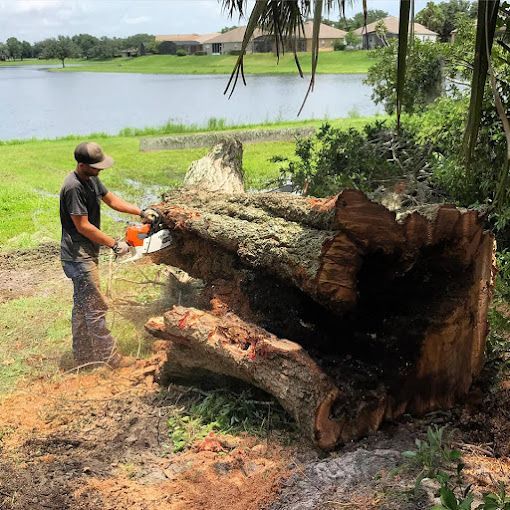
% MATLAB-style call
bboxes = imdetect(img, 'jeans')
[62,260,116,363]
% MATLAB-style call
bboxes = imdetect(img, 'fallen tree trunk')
[146,189,495,449]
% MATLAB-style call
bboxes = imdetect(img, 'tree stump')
[183,138,244,193]
[145,189,495,449]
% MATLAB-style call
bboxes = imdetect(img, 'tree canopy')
[337,9,390,31]
[416,0,477,42]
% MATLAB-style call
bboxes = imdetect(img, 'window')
[212,43,222,54]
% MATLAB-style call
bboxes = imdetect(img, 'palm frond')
[223,0,345,110]
[221,0,247,18]
[396,0,411,130]
[298,0,323,115]
[462,0,500,161]
[224,0,269,98]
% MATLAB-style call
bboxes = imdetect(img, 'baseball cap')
[74,142,114,169]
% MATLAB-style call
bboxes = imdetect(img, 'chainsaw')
[121,221,172,263]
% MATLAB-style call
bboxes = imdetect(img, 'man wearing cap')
[60,141,160,368]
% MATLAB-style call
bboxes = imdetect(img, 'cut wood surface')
[146,189,495,449]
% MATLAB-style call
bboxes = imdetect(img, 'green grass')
[0,58,82,68]
[166,387,293,452]
[44,51,373,75]
[0,295,70,394]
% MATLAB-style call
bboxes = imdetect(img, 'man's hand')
[112,240,130,256]
[140,207,162,224]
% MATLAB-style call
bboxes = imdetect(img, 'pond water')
[0,66,381,140]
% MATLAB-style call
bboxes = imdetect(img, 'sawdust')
[0,352,290,510]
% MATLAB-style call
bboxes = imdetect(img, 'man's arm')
[71,215,116,248]
[102,192,142,216]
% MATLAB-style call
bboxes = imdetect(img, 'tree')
[32,40,49,59]
[0,43,8,61]
[344,30,361,48]
[122,33,155,50]
[43,36,77,68]
[72,34,99,59]
[21,41,32,60]
[337,9,389,31]
[415,1,446,36]
[351,9,389,29]
[416,0,477,42]
[220,25,238,33]
[88,37,121,59]
[365,39,444,114]
[6,37,22,60]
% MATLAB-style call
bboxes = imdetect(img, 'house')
[120,48,139,57]
[203,22,347,55]
[155,33,219,55]
[353,16,438,49]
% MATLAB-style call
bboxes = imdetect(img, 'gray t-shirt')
[59,171,108,262]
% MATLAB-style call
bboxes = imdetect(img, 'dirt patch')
[0,352,290,510]
[0,243,65,303]
[456,375,510,457]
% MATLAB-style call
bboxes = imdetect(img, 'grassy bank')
[3,51,373,75]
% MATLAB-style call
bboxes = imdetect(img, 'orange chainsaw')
[121,221,172,263]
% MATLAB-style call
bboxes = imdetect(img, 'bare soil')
[0,352,289,510]
[0,243,64,303]
[0,246,509,509]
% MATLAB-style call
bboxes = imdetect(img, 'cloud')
[123,15,151,25]
[11,0,64,14]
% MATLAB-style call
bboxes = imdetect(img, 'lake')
[0,66,381,140]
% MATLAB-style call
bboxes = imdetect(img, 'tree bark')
[146,189,495,449]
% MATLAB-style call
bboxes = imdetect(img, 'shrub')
[276,121,434,198]
[175,49,187,57]
[404,96,510,238]
[194,51,207,56]
[333,40,346,51]
[229,49,245,55]
[345,30,361,48]
[365,39,444,115]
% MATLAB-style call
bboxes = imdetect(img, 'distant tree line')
[0,33,158,67]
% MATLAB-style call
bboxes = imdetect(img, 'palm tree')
[221,0,508,207]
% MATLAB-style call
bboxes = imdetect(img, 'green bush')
[333,40,346,51]
[194,51,207,56]
[175,49,187,57]
[345,30,361,48]
[365,39,444,115]
[229,49,245,55]
[277,121,434,198]
[404,96,510,237]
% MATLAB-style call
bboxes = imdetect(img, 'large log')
[146,189,495,449]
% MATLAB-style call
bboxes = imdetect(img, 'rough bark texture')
[183,138,244,193]
[146,189,495,449]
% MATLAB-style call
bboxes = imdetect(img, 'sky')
[0,0,431,43]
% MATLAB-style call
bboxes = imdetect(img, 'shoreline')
[0,51,374,76]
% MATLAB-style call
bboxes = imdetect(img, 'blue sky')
[0,1,431,43]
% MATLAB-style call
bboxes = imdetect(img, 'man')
[60,141,160,368]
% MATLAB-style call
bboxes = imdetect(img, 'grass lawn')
[0,58,81,67]
[4,51,374,75]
